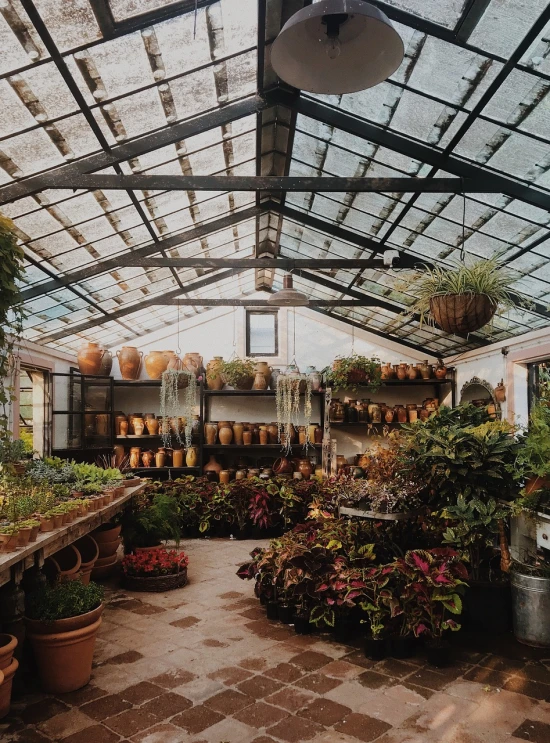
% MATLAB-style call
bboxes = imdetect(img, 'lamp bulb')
[324,36,341,60]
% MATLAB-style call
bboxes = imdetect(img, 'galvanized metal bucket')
[511,572,550,647]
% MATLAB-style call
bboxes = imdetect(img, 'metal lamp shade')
[267,274,309,306]
[270,0,404,94]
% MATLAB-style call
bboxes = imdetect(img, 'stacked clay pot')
[91,523,121,579]
[0,634,18,719]
[44,545,82,583]
[74,535,100,585]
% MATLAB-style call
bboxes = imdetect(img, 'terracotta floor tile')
[119,682,164,706]
[375,659,418,679]
[295,673,343,694]
[321,660,364,680]
[236,675,284,699]
[334,712,393,742]
[519,663,550,685]
[103,708,159,737]
[357,670,397,690]
[139,692,192,720]
[106,651,144,666]
[131,604,166,616]
[289,651,334,672]
[267,715,325,742]
[204,688,254,714]
[233,701,289,728]
[208,665,254,685]
[264,687,315,713]
[513,719,550,743]
[192,716,259,743]
[408,667,460,691]
[171,705,224,734]
[80,694,132,721]
[170,616,201,629]
[477,655,526,672]
[149,669,196,689]
[21,699,70,725]
[298,697,351,726]
[504,676,550,701]
[129,721,193,742]
[37,709,94,739]
[62,724,122,743]
[263,662,305,684]
[57,685,108,707]
[172,678,224,704]
[401,682,435,700]
[343,650,377,670]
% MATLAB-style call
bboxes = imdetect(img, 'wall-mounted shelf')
[203,444,322,450]
[204,389,324,396]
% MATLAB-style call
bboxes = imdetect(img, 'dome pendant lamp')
[267,274,309,306]
[270,0,404,95]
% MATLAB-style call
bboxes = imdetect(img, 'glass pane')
[83,378,112,411]
[109,0,181,21]
[53,413,82,450]
[247,312,277,356]
[53,373,81,413]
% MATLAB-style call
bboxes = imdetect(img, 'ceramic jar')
[419,360,432,380]
[267,423,278,444]
[385,407,395,423]
[99,350,113,376]
[329,399,345,424]
[252,372,267,390]
[407,364,418,380]
[186,446,198,467]
[133,418,145,435]
[336,455,347,473]
[242,431,252,445]
[259,427,268,445]
[146,418,159,435]
[419,408,430,422]
[204,423,218,445]
[119,420,128,436]
[155,450,166,468]
[142,451,154,467]
[203,455,222,478]
[370,403,381,423]
[298,427,307,445]
[163,351,181,371]
[115,415,127,435]
[233,422,244,446]
[248,469,260,479]
[270,368,281,390]
[235,470,246,480]
[435,361,447,380]
[219,426,233,445]
[397,363,408,380]
[129,447,141,468]
[172,449,184,467]
[219,470,231,485]
[314,425,323,444]
[347,401,358,423]
[358,400,370,423]
[77,342,104,375]
[306,366,322,391]
[273,457,293,475]
[206,357,224,390]
[408,407,418,423]
[380,363,393,380]
[183,353,203,377]
[117,347,143,380]
[298,459,313,480]
[495,380,506,403]
[395,405,408,423]
[255,361,272,388]
[144,351,169,380]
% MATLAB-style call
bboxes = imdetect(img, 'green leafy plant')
[0,437,27,466]
[121,492,181,550]
[26,581,104,622]
[516,402,550,483]
[220,357,255,388]
[324,354,381,393]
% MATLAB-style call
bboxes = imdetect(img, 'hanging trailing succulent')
[159,370,197,448]
[0,216,25,442]
[276,375,313,454]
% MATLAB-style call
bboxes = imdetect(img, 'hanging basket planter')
[122,568,188,593]
[429,294,497,336]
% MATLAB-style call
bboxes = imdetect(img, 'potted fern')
[407,256,519,335]
[324,354,381,393]
[221,357,255,390]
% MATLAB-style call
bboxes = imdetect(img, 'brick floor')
[5,539,550,743]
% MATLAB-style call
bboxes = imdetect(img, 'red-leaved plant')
[121,548,189,578]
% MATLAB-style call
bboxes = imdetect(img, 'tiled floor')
[3,539,550,743]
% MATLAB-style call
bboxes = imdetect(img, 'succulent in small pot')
[19,519,40,543]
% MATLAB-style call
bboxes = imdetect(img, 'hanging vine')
[276,375,313,454]
[159,370,197,448]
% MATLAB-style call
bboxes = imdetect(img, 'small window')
[246,311,278,357]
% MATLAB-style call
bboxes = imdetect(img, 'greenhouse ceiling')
[2,0,550,357]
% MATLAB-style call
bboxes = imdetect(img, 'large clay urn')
[145,418,159,435]
[298,459,313,480]
[273,457,293,475]
[99,350,112,377]
[163,351,182,371]
[219,425,233,445]
[255,362,272,388]
[183,353,203,377]
[77,342,104,376]
[116,347,142,380]
[203,455,222,480]
[206,357,224,391]
[144,351,169,380]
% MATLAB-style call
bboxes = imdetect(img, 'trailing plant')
[160,369,197,448]
[324,354,382,393]
[0,215,25,443]
[220,357,255,388]
[26,581,104,622]
[276,375,312,454]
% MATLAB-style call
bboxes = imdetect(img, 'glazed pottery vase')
[254,361,272,388]
[435,361,447,380]
[77,342,104,376]
[145,417,159,435]
[219,426,233,445]
[336,455,347,473]
[408,408,418,423]
[115,414,127,435]
[232,422,244,446]
[155,450,166,468]
[172,449,184,467]
[396,363,407,380]
[273,457,293,475]
[329,399,345,423]
[252,372,267,390]
[314,426,323,444]
[25,604,104,694]
[204,423,218,445]
[370,404,381,423]
[186,446,198,467]
[243,431,252,445]
[407,364,418,380]
[298,459,313,480]
[144,351,169,380]
[206,356,224,390]
[380,363,392,380]
[203,455,222,478]
[141,450,154,467]
[116,347,142,380]
[182,353,203,377]
[385,408,395,423]
[129,447,141,469]
[495,380,506,403]
[119,420,128,436]
[99,350,113,377]
[419,360,432,380]
[219,470,231,485]
[267,423,278,444]
[133,418,145,436]
[396,405,408,423]
[259,427,268,445]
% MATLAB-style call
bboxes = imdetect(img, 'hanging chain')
[176,299,181,355]
[193,0,198,38]
[351,319,355,355]
[460,177,466,263]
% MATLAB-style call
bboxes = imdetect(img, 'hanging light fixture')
[267,274,309,306]
[271,0,404,95]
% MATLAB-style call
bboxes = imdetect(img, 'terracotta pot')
[396,405,408,423]
[40,517,54,532]
[46,545,82,583]
[419,408,430,422]
[0,635,17,671]
[408,408,418,423]
[206,356,224,390]
[93,523,121,543]
[407,364,418,380]
[155,450,166,468]
[232,423,244,446]
[219,426,233,445]
[396,363,407,381]
[219,470,231,485]
[99,350,112,376]
[435,361,447,380]
[418,360,433,380]
[17,527,32,547]
[91,555,118,580]
[29,524,40,541]
[116,347,143,380]
[385,408,395,423]
[252,371,267,390]
[144,417,159,436]
[336,455,348,473]
[430,294,497,335]
[259,427,268,445]
[144,351,169,380]
[254,361,272,387]
[182,353,203,377]
[0,658,18,719]
[298,459,313,480]
[142,450,154,467]
[115,415,127,435]
[242,431,252,445]
[77,342,104,376]
[203,455,222,478]
[314,426,323,444]
[74,536,99,586]
[273,457,293,475]
[267,423,279,444]
[171,449,184,467]
[186,446,198,467]
[129,447,141,468]
[495,379,506,403]
[132,418,144,436]
[25,605,103,693]
[380,363,392,380]
[96,539,120,559]
[204,423,217,445]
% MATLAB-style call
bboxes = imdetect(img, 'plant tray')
[122,567,188,592]
[339,505,418,521]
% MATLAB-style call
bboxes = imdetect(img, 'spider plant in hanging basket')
[221,357,256,390]
[324,354,382,393]
[407,257,519,336]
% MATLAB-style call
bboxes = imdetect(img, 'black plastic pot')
[278,603,294,624]
[266,601,279,621]
[463,580,512,634]
[333,617,355,645]
[425,640,452,668]
[259,593,267,606]
[293,614,312,635]
[390,635,416,659]
[364,636,386,661]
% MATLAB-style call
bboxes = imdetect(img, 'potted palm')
[25,581,104,693]
[407,256,518,335]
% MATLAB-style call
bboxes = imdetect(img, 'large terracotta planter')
[45,545,82,582]
[25,604,103,693]
[116,346,143,380]
[91,555,118,580]
[74,536,99,586]
[77,342,104,376]
[0,658,18,719]
[93,524,121,543]
[206,357,224,390]
[0,634,17,671]
[96,538,121,559]
[144,351,169,380]
[430,294,497,335]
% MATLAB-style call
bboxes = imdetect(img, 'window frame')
[245,310,279,357]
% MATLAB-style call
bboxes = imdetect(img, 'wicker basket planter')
[430,294,497,335]
[122,568,188,593]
